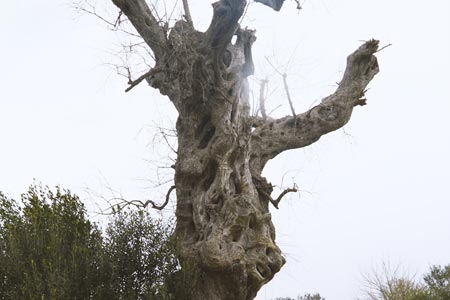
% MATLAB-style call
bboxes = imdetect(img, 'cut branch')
[251,40,380,169]
[111,0,167,59]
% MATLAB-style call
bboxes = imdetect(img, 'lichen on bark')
[110,1,381,299]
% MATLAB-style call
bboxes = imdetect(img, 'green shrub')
[0,185,103,300]
[0,185,178,300]
[103,209,178,299]
[423,265,450,300]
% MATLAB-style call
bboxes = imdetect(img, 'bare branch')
[274,184,298,203]
[182,0,194,26]
[264,57,296,118]
[103,185,176,214]
[125,67,162,92]
[282,73,296,118]
[152,123,178,154]
[258,184,298,209]
[264,56,283,76]
[111,0,167,59]
[250,40,380,170]
[76,5,120,28]
[376,43,392,53]
[259,79,269,120]
[148,185,176,210]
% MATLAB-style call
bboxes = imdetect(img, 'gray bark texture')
[111,0,380,299]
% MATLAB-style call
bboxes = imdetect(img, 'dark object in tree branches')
[254,0,286,11]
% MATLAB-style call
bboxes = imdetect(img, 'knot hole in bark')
[196,115,216,149]
[223,49,232,68]
[201,160,218,191]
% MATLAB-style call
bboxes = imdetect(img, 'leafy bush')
[0,185,178,300]
[0,185,103,299]
[361,262,450,300]
[423,265,450,300]
[102,209,178,299]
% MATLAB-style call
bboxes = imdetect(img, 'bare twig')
[113,11,123,27]
[264,56,283,76]
[282,73,296,118]
[76,5,121,28]
[153,124,178,154]
[376,43,392,53]
[267,104,282,116]
[264,56,297,118]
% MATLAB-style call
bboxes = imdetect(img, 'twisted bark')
[110,1,380,299]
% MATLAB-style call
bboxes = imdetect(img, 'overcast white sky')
[1,0,449,299]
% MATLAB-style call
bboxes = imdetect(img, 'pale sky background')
[1,0,449,299]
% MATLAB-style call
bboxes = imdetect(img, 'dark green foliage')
[0,185,178,300]
[0,185,103,300]
[424,265,450,300]
[359,262,450,300]
[103,209,178,300]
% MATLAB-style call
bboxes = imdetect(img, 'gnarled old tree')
[108,0,380,299]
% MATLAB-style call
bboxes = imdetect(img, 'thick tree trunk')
[111,1,380,299]
[170,24,283,300]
